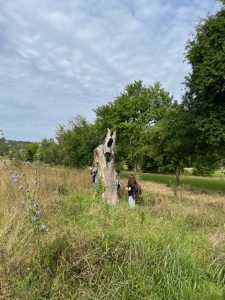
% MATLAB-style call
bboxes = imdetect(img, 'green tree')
[38,139,62,165]
[148,104,195,185]
[95,81,173,170]
[184,2,225,157]
[57,115,100,168]
[24,143,39,162]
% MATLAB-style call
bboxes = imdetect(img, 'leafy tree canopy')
[184,3,225,152]
[95,81,173,169]
[185,4,225,107]
[57,115,100,168]
[38,138,62,165]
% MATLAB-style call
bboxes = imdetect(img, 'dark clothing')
[127,182,134,196]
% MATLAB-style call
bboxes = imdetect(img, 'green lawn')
[213,170,225,177]
[140,173,225,192]
[178,168,225,177]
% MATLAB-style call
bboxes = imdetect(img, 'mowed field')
[140,172,225,193]
[1,163,225,299]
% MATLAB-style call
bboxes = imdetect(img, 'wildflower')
[40,224,47,230]
[11,175,18,182]
[35,210,41,215]
[31,216,38,222]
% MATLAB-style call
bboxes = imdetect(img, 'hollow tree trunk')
[93,129,119,205]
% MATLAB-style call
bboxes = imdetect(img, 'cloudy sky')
[0,0,221,141]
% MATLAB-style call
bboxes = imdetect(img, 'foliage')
[0,130,37,161]
[184,4,225,156]
[38,138,62,165]
[23,143,39,162]
[56,115,100,168]
[95,81,173,170]
[95,176,106,195]
[141,156,160,173]
[145,103,195,182]
[192,155,220,176]
[8,142,34,161]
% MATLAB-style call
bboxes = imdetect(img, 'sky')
[0,0,221,141]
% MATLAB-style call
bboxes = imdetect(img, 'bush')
[193,161,218,176]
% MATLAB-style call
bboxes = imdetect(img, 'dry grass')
[138,180,225,254]
[139,179,225,208]
[0,162,92,299]
[1,163,225,299]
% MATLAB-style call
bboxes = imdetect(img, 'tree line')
[1,1,225,184]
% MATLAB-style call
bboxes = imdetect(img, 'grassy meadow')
[1,163,225,299]
[140,173,225,193]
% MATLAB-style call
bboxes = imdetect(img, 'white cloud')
[0,0,221,140]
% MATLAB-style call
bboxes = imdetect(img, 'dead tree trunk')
[94,129,118,205]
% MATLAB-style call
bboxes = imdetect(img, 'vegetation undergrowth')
[1,164,225,299]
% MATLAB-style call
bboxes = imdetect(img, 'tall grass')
[1,163,225,299]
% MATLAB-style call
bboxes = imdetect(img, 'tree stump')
[94,129,119,205]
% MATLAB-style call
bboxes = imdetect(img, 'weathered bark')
[93,129,119,205]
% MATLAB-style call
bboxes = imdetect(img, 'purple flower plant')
[31,216,38,222]
[11,174,18,182]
